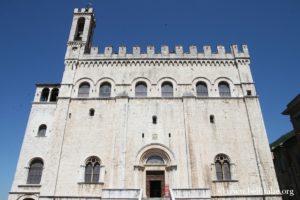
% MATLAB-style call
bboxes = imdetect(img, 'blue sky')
[0,0,299,199]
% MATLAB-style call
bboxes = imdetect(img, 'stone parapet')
[68,45,249,60]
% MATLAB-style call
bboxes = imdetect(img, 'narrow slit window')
[152,116,157,124]
[210,115,215,123]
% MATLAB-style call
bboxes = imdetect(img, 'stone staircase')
[142,198,170,200]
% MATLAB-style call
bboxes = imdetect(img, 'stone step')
[142,198,170,200]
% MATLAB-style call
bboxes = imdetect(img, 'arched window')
[27,158,43,184]
[37,124,47,137]
[196,82,208,97]
[146,155,165,165]
[161,82,173,97]
[215,154,231,180]
[78,82,90,97]
[49,88,59,102]
[135,82,147,97]
[85,156,100,183]
[40,88,50,102]
[99,82,111,97]
[74,17,85,41]
[218,81,231,97]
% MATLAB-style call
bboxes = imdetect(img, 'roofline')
[282,93,300,115]
[270,130,295,150]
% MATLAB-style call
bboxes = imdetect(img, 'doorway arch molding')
[134,143,177,170]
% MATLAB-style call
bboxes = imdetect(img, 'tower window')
[152,116,157,124]
[196,82,208,97]
[135,82,147,97]
[218,81,231,97]
[27,158,43,184]
[37,124,47,137]
[40,88,50,102]
[78,82,90,97]
[49,88,59,102]
[89,108,95,116]
[85,156,100,183]
[210,115,215,123]
[99,82,111,97]
[215,154,231,181]
[74,17,85,41]
[161,81,173,97]
[247,90,252,96]
[142,133,144,138]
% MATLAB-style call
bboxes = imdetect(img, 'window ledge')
[18,184,41,188]
[78,182,104,185]
[212,180,238,183]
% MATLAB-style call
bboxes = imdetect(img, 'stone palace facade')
[9,7,282,200]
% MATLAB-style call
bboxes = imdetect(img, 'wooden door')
[146,171,165,197]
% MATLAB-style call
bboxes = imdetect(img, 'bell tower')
[65,7,96,59]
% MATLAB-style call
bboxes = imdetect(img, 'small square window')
[89,109,95,117]
[247,90,252,96]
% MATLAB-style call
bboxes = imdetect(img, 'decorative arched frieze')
[70,59,239,68]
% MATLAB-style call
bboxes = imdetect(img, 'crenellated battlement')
[80,44,250,60]
[67,7,249,61]
[73,7,93,14]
